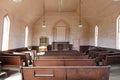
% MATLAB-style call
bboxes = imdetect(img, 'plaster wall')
[32,12,90,46]
[0,9,32,50]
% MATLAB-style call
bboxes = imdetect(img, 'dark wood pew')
[1,47,36,65]
[33,59,95,66]
[43,51,82,56]
[88,50,120,65]
[45,51,80,54]
[33,59,64,66]
[102,55,120,65]
[13,52,32,65]
[21,50,37,60]
[39,56,63,59]
[96,52,120,64]
[21,66,110,80]
[64,59,95,66]
[38,55,88,59]
[0,53,30,66]
[63,55,88,59]
[0,56,22,68]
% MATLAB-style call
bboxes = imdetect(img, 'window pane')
[117,16,120,49]
[25,26,28,47]
[95,26,98,47]
[2,16,10,51]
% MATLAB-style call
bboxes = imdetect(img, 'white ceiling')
[0,0,120,26]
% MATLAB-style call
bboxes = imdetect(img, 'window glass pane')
[2,16,10,51]
[117,16,120,49]
[25,26,28,47]
[95,26,98,47]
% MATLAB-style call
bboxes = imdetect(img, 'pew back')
[63,55,88,59]
[39,55,88,59]
[0,56,22,68]
[33,59,95,66]
[21,66,110,80]
[64,59,95,66]
[33,59,64,66]
[103,55,120,65]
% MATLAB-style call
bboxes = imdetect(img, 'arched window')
[2,15,10,51]
[116,16,120,49]
[95,25,98,47]
[25,26,28,47]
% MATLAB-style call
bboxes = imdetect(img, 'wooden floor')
[2,65,120,80]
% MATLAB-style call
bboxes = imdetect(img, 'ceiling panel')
[45,0,59,12]
[0,0,120,26]
[45,0,79,12]
[61,0,79,12]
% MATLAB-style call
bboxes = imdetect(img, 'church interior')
[0,0,120,80]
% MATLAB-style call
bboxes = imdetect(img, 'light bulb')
[42,24,46,28]
[12,0,22,3]
[78,24,82,28]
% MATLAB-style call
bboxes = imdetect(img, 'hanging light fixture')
[12,0,22,3]
[113,0,120,1]
[58,0,62,12]
[42,0,46,28]
[78,0,82,28]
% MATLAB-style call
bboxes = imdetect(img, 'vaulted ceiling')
[0,0,120,26]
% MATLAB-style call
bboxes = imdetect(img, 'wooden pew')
[33,59,95,66]
[21,66,110,80]
[102,55,120,65]
[38,55,88,59]
[13,52,33,65]
[33,59,64,66]
[0,53,30,66]
[43,51,82,56]
[63,55,88,59]
[88,50,120,65]
[21,50,37,60]
[64,59,95,66]
[39,56,63,59]
[96,52,120,62]
[0,56,22,68]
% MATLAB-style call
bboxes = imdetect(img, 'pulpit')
[52,42,71,51]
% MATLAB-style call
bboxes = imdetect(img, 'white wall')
[89,13,119,48]
[32,12,90,46]
[0,9,32,50]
